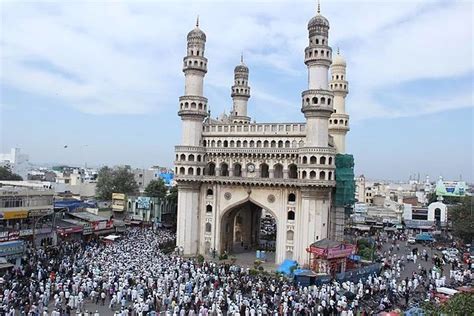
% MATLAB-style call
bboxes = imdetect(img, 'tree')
[450,196,474,243]
[167,186,178,205]
[422,293,474,315]
[144,179,168,199]
[0,166,23,181]
[95,166,138,200]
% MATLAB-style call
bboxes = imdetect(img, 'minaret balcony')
[183,56,208,73]
[304,46,332,66]
[329,81,348,94]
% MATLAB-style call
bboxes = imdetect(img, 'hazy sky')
[1,0,473,182]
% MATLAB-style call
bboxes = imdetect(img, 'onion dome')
[333,50,346,66]
[187,16,206,42]
[234,53,249,73]
[307,2,330,36]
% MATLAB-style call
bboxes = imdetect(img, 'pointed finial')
[241,52,244,64]
[196,15,199,28]
[317,0,321,14]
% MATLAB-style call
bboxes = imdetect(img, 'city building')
[0,148,30,179]
[0,185,55,246]
[126,195,175,225]
[175,6,353,265]
[133,167,175,191]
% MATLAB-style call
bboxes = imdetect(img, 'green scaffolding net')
[334,154,356,207]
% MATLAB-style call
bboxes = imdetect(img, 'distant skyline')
[1,0,473,182]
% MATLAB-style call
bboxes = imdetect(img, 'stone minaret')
[230,55,251,124]
[295,2,336,263]
[329,49,349,153]
[175,18,208,255]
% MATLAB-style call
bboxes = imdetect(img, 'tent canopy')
[276,259,297,275]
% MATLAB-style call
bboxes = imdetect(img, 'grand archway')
[220,200,277,262]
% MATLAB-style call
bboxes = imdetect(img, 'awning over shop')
[93,229,115,236]
[103,234,121,241]
[353,225,371,231]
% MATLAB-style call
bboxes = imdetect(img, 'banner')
[2,210,28,220]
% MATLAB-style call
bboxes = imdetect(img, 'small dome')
[307,13,330,30]
[333,53,346,66]
[234,63,249,73]
[187,27,206,42]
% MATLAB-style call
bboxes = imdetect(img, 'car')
[408,236,416,244]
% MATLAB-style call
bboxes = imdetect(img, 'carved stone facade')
[175,9,350,265]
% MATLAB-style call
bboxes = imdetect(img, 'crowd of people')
[0,228,471,315]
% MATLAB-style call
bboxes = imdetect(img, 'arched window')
[236,140,241,147]
[328,157,332,165]
[207,162,215,176]
[273,164,283,178]
[302,156,308,164]
[328,171,332,180]
[233,163,242,177]
[217,140,222,147]
[302,171,307,179]
[211,140,216,147]
[243,140,248,147]
[188,167,194,175]
[309,171,316,179]
[271,140,276,148]
[310,156,317,164]
[320,156,326,165]
[197,155,201,162]
[264,140,269,148]
[319,171,326,180]
[278,140,283,148]
[312,97,318,104]
[220,163,229,176]
[257,140,262,147]
[288,193,296,203]
[223,140,228,147]
[206,189,213,196]
[205,223,211,233]
[287,230,294,240]
[288,164,298,179]
[191,102,196,108]
[188,154,195,162]
[179,167,185,175]
[328,98,331,105]
[230,140,235,147]
[250,140,255,147]
[180,154,186,161]
[196,168,201,176]
[305,98,310,105]
[260,163,269,178]
[206,205,212,213]
[320,97,326,105]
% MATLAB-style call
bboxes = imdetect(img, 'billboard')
[158,172,174,187]
[137,197,151,209]
[435,180,466,197]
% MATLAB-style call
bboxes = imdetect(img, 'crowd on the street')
[0,228,471,315]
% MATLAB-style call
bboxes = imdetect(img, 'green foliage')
[96,166,139,200]
[450,196,474,243]
[218,253,228,260]
[357,239,375,261]
[167,186,178,204]
[249,269,259,276]
[422,293,474,315]
[427,192,462,205]
[196,254,204,263]
[442,292,474,315]
[144,179,168,199]
[0,166,23,181]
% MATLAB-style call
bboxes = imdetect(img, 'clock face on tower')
[247,164,255,173]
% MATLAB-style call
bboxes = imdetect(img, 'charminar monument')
[175,3,352,265]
